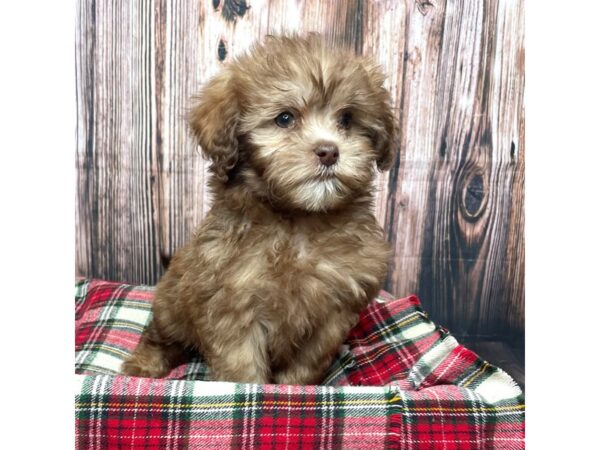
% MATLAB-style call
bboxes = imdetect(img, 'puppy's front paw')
[121,355,171,378]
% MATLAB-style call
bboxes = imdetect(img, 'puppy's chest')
[266,233,313,267]
[256,230,338,272]
[214,220,388,344]
[232,224,384,297]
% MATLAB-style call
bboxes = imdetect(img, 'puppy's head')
[188,35,397,212]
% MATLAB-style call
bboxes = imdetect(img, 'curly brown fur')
[121,35,397,385]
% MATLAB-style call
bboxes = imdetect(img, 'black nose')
[314,142,339,167]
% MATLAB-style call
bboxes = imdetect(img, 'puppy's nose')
[314,142,339,167]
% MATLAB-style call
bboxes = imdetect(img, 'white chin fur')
[293,179,344,211]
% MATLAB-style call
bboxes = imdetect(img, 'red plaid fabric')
[75,279,524,449]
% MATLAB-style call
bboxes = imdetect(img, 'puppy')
[121,35,397,385]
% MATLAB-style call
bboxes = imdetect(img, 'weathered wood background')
[76,0,524,342]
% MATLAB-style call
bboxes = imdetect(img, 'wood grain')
[75,0,525,340]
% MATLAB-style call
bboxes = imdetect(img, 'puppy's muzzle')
[314,142,339,167]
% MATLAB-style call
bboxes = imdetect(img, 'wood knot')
[416,0,436,16]
[460,172,487,221]
[221,0,249,22]
[218,39,227,61]
[398,194,409,209]
[439,138,447,158]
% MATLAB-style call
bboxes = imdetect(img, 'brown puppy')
[121,35,397,385]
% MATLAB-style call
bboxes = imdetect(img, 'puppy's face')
[189,36,396,212]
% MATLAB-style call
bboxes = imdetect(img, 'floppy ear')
[374,103,397,171]
[187,69,239,181]
[358,61,398,171]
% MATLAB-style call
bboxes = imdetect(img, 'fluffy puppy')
[121,35,397,385]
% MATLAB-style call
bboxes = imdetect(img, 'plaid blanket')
[75,279,524,449]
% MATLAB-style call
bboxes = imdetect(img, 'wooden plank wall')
[76,0,524,341]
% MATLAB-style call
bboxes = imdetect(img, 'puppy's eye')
[338,111,353,129]
[275,111,296,128]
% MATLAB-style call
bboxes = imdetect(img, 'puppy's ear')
[374,104,397,171]
[188,70,239,181]
[360,62,398,171]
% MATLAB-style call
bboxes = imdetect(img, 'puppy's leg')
[121,319,188,378]
[203,321,270,384]
[273,312,357,385]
